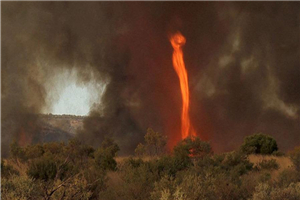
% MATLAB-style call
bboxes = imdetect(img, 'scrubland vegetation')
[2,129,300,200]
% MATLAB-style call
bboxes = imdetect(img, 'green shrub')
[152,156,185,177]
[289,146,300,172]
[43,142,64,155]
[178,173,217,200]
[277,168,300,187]
[1,175,41,200]
[175,163,257,200]
[144,128,167,156]
[172,137,212,173]
[27,155,57,181]
[239,173,262,199]
[93,138,119,171]
[194,154,224,169]
[252,182,300,200]
[65,139,91,164]
[241,133,278,155]
[52,178,93,200]
[174,137,212,158]
[269,182,300,200]
[108,161,158,200]
[94,148,117,171]
[82,166,107,199]
[135,128,167,157]
[25,144,44,160]
[100,137,120,157]
[173,141,192,169]
[9,141,27,162]
[251,183,272,200]
[223,151,253,176]
[151,175,185,200]
[1,160,19,178]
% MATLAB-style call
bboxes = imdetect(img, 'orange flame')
[170,32,196,139]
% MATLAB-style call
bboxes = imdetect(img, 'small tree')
[94,148,117,171]
[100,137,120,157]
[94,138,120,171]
[135,143,146,157]
[174,136,212,158]
[240,133,278,155]
[135,128,167,157]
[172,136,212,171]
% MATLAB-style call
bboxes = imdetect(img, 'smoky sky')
[2,2,300,156]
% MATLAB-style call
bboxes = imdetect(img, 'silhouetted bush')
[95,148,118,171]
[172,136,212,173]
[241,133,278,155]
[174,136,212,158]
[135,128,167,157]
[94,138,120,171]
[100,137,120,157]
[135,143,146,157]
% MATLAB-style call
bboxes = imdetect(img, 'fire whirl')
[170,32,196,140]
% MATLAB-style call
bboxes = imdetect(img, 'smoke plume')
[2,2,300,156]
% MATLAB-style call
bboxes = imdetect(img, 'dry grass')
[107,171,124,187]
[248,154,294,179]
[5,159,28,176]
[115,156,157,163]
[249,154,293,170]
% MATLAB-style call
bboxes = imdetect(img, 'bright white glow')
[43,68,107,116]
[51,83,91,116]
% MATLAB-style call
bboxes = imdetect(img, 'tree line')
[2,129,300,200]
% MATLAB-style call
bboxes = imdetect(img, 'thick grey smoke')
[2,2,300,156]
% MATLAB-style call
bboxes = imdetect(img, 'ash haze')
[2,2,300,156]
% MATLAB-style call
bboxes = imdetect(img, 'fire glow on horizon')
[170,32,196,139]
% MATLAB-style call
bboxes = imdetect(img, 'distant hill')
[33,114,85,143]
[40,114,84,135]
